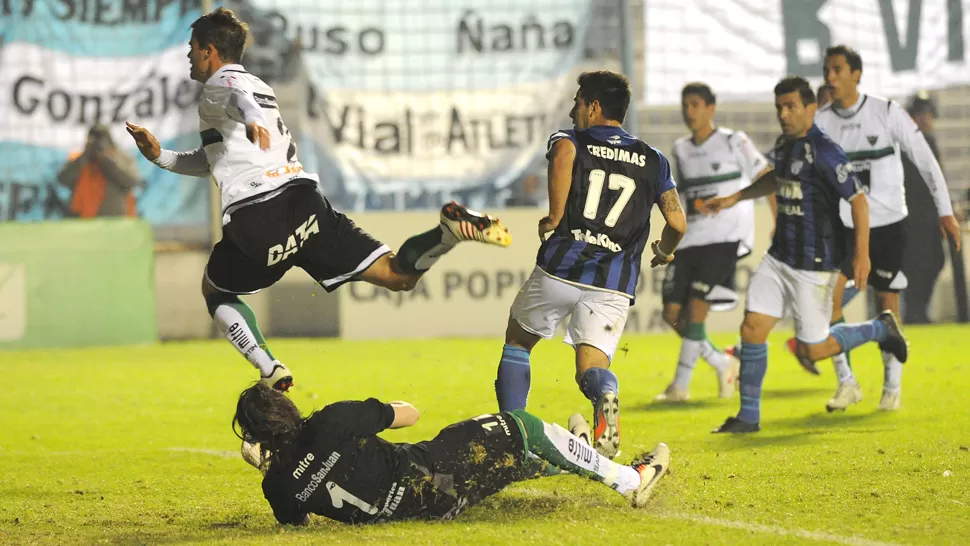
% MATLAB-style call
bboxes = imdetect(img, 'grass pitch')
[2,326,969,545]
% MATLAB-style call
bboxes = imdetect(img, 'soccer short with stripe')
[745,253,838,344]
[510,266,630,360]
[206,182,390,294]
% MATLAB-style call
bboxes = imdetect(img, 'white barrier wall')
[155,204,970,341]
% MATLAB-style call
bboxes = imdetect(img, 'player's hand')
[246,122,271,151]
[696,194,738,216]
[125,121,160,161]
[852,252,870,292]
[940,215,962,251]
[650,240,675,268]
[538,216,558,242]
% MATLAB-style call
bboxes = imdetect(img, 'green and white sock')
[509,410,640,495]
[395,226,459,274]
[213,299,277,376]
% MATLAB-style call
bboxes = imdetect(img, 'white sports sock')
[882,351,902,392]
[672,339,705,390]
[540,422,641,495]
[701,340,729,371]
[213,305,277,376]
[832,353,855,385]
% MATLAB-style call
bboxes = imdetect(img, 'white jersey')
[154,64,319,216]
[815,94,952,228]
[672,127,769,253]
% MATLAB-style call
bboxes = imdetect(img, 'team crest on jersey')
[790,159,804,175]
[867,135,878,146]
[711,162,720,172]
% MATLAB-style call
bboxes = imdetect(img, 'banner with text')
[239,0,594,211]
[0,1,208,237]
[643,0,969,105]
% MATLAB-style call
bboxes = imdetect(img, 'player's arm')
[387,401,420,429]
[734,131,779,225]
[650,153,686,267]
[224,87,271,151]
[313,398,399,437]
[697,169,778,215]
[820,143,871,290]
[125,121,211,177]
[887,101,960,249]
[538,138,576,240]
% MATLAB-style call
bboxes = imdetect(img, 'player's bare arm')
[698,169,777,215]
[125,121,161,161]
[651,188,686,268]
[538,138,576,241]
[388,401,420,429]
[848,192,871,291]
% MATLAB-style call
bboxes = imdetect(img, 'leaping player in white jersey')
[126,8,511,392]
[800,45,961,412]
[654,83,777,403]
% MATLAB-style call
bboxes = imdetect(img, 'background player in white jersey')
[654,82,777,403]
[699,77,908,433]
[493,71,687,459]
[126,8,510,392]
[805,45,961,412]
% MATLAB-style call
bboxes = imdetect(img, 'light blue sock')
[830,319,889,353]
[842,284,860,307]
[579,367,619,402]
[737,342,768,424]
[496,344,531,411]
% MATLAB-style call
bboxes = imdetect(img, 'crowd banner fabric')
[643,0,969,105]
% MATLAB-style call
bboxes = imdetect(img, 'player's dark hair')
[191,7,249,63]
[825,45,863,73]
[774,76,816,106]
[577,70,631,123]
[817,83,832,98]
[233,382,304,464]
[681,82,716,105]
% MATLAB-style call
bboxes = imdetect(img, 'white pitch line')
[166,447,238,458]
[656,511,905,546]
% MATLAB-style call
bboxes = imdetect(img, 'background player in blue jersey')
[698,76,908,433]
[491,70,687,458]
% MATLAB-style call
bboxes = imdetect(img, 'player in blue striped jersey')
[698,76,908,433]
[491,70,687,458]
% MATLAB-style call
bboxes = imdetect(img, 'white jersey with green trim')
[814,94,952,228]
[671,127,769,253]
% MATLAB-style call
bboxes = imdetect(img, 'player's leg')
[495,267,576,411]
[714,255,785,433]
[203,218,291,390]
[869,221,908,411]
[656,251,693,402]
[507,410,670,508]
[357,202,511,290]
[818,271,863,411]
[566,290,630,458]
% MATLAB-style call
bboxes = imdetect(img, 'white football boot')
[826,380,863,412]
[260,360,293,392]
[627,443,671,508]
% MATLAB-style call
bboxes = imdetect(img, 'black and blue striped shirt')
[536,126,676,301]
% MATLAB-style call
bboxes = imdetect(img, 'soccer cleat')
[653,383,690,403]
[241,440,271,475]
[440,202,511,247]
[786,337,821,375]
[875,310,908,364]
[716,354,741,398]
[627,443,671,508]
[724,345,739,358]
[568,413,592,447]
[261,361,294,392]
[592,392,621,459]
[825,380,863,412]
[878,389,901,411]
[712,416,760,434]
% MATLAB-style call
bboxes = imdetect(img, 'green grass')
[3,326,969,545]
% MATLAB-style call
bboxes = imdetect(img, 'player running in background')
[801,45,960,412]
[654,82,777,403]
[234,383,671,525]
[127,8,510,392]
[698,76,908,433]
[492,70,687,459]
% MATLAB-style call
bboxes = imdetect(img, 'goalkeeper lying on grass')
[234,383,670,525]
